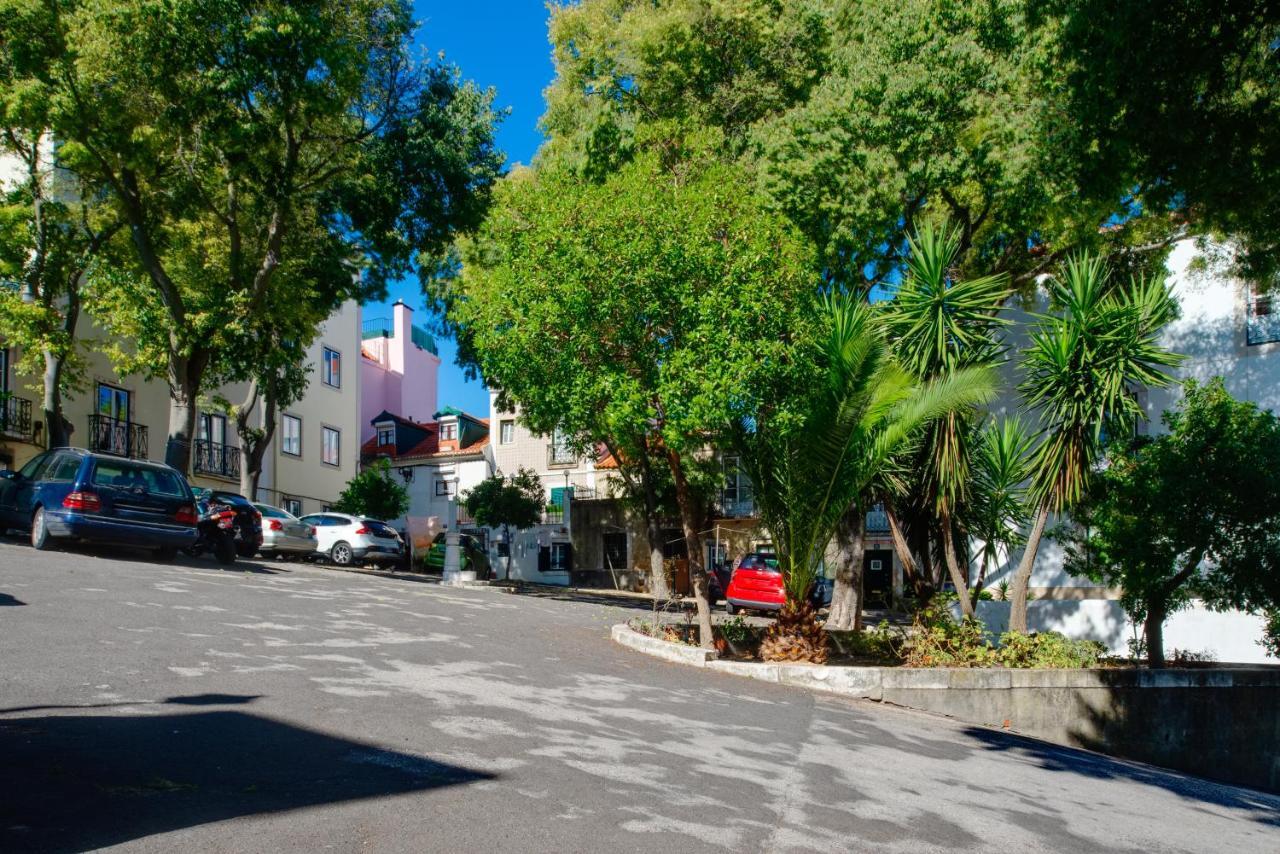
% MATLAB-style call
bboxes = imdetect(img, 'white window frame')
[321,425,340,466]
[322,346,342,388]
[439,421,457,441]
[500,420,514,445]
[282,497,303,517]
[281,414,302,457]
[376,423,395,446]
[435,479,456,497]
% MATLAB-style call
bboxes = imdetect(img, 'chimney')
[391,299,411,377]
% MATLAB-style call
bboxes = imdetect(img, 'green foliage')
[901,599,1104,668]
[1262,610,1280,660]
[965,418,1035,584]
[332,459,410,522]
[738,294,996,604]
[1021,254,1182,511]
[461,468,544,533]
[1061,379,1280,663]
[826,624,900,664]
[1037,1,1280,288]
[995,632,1106,669]
[716,615,754,646]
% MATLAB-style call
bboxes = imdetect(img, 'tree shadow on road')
[961,726,1280,826]
[0,592,25,606]
[0,707,495,852]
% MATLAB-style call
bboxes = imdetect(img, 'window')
[283,497,303,517]
[439,421,457,441]
[376,424,395,446]
[720,455,754,515]
[1247,283,1280,345]
[281,414,301,457]
[46,454,81,483]
[90,459,185,496]
[18,451,52,480]
[199,412,226,446]
[435,478,456,496]
[322,347,341,387]
[549,427,574,465]
[96,383,130,423]
[661,529,688,560]
[322,426,340,466]
[550,542,572,572]
[500,420,514,445]
[602,531,628,571]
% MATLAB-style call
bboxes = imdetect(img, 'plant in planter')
[715,616,758,658]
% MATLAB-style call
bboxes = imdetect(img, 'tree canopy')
[333,458,410,522]
[1062,379,1280,666]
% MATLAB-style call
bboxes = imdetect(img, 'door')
[301,515,335,552]
[864,549,893,605]
[0,451,52,524]
[96,384,132,455]
[198,413,228,473]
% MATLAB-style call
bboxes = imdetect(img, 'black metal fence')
[0,394,32,442]
[88,414,148,459]
[194,439,241,480]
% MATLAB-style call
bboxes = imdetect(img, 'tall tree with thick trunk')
[825,507,865,632]
[33,0,501,473]
[1010,254,1180,632]
[448,148,820,650]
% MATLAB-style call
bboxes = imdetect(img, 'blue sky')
[368,2,555,417]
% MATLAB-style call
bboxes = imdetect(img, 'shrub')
[995,631,1106,669]
[1263,609,1280,659]
[826,622,902,663]
[717,616,753,646]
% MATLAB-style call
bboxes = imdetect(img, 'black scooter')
[185,497,239,565]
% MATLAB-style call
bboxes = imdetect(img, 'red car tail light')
[307,526,316,536]
[354,526,370,535]
[63,491,101,512]
[268,519,284,531]
[175,504,198,525]
[216,511,236,529]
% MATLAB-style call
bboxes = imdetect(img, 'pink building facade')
[359,301,441,443]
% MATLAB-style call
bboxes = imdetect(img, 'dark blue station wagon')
[0,449,198,556]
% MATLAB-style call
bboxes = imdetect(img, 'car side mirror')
[0,470,16,481]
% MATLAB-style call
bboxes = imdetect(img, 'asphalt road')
[1,540,1277,853]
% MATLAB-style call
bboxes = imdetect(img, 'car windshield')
[361,520,397,537]
[91,460,185,497]
[211,492,253,508]
[256,504,291,519]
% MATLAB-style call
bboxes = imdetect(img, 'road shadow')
[0,708,495,852]
[498,582,697,613]
[0,592,25,606]
[962,726,1280,824]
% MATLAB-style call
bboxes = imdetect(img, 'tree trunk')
[236,376,277,500]
[941,510,974,619]
[1144,601,1167,668]
[41,351,67,449]
[665,448,714,651]
[827,506,865,631]
[165,351,207,473]
[886,502,928,599]
[1008,503,1051,633]
[503,523,513,581]
[636,448,670,600]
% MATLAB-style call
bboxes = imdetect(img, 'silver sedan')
[253,503,319,559]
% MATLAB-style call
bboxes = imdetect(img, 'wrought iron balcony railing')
[0,393,33,442]
[716,496,757,518]
[194,439,241,480]
[88,414,148,459]
[547,444,576,467]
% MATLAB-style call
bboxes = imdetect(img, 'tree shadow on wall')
[0,707,495,853]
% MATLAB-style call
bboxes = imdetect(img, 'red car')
[724,553,783,615]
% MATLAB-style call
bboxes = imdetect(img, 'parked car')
[192,489,262,558]
[723,552,784,615]
[421,531,491,579]
[254,503,318,559]
[299,512,403,566]
[0,448,197,557]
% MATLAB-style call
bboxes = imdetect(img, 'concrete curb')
[610,623,715,667]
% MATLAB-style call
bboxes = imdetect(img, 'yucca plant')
[1008,253,1181,632]
[739,293,995,663]
[964,417,1035,604]
[884,223,1011,618]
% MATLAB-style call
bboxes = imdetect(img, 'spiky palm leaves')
[964,417,1035,601]
[743,293,996,663]
[884,224,1012,616]
[1008,253,1181,631]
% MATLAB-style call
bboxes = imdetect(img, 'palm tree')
[739,293,995,662]
[964,417,1035,604]
[1008,253,1181,633]
[883,223,1011,618]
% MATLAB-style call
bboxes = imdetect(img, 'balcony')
[0,394,34,443]
[866,505,890,533]
[547,444,576,468]
[194,439,241,480]
[88,414,148,459]
[361,317,393,339]
[542,504,565,525]
[716,496,757,519]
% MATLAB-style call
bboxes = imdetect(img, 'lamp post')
[442,475,472,585]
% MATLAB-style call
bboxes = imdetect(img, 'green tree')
[1038,0,1280,288]
[448,148,820,649]
[880,224,1011,619]
[332,459,409,523]
[1062,379,1280,667]
[34,0,502,472]
[462,468,544,581]
[964,417,1034,604]
[738,295,995,662]
[1009,254,1181,632]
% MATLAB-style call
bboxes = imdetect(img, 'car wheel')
[330,541,353,566]
[154,546,178,561]
[30,507,52,551]
[214,533,237,565]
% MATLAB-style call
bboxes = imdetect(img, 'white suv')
[298,512,403,566]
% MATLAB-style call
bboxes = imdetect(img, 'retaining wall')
[612,624,1280,793]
